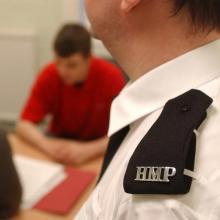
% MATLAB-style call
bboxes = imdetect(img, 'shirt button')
[181,104,191,112]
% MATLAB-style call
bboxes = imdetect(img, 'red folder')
[33,167,96,215]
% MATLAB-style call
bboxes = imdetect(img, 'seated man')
[16,24,125,165]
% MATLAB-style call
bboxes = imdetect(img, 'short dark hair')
[174,0,220,31]
[54,23,91,58]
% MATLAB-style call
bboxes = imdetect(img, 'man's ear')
[121,0,141,13]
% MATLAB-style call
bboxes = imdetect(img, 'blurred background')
[0,0,111,131]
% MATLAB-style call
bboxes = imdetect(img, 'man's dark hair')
[174,0,220,31]
[54,23,91,58]
[0,131,22,219]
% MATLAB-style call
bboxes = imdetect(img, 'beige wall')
[0,0,81,68]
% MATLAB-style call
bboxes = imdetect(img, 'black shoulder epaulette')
[124,89,212,194]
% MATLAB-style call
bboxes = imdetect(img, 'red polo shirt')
[21,57,125,140]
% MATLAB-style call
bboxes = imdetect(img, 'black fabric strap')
[98,126,130,182]
[124,89,213,194]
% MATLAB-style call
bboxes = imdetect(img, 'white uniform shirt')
[75,39,220,220]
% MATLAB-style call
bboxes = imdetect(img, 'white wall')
[0,0,63,68]
[0,29,36,120]
[0,0,110,68]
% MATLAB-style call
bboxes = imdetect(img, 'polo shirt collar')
[108,39,220,136]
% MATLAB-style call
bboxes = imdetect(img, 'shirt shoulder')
[90,57,126,95]
[91,57,122,77]
[36,62,60,84]
[32,62,62,96]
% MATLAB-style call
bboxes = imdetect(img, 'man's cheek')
[84,0,92,18]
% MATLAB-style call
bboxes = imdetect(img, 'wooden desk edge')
[8,133,103,220]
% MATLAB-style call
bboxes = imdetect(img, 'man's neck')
[104,14,220,82]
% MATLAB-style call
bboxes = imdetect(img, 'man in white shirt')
[75,0,220,219]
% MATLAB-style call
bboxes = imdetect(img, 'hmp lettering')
[135,166,176,182]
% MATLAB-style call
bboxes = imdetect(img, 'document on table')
[13,155,67,209]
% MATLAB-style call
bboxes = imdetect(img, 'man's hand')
[16,120,109,165]
[41,138,87,165]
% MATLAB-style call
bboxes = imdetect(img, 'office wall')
[0,0,79,67]
[0,29,36,120]
[0,0,110,68]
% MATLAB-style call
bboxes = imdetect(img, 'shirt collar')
[108,39,220,136]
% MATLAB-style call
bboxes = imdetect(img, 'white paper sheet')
[13,155,67,209]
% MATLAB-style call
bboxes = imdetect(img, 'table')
[8,134,103,220]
